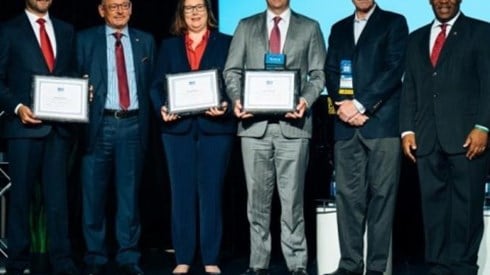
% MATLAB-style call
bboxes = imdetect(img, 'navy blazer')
[325,6,408,141]
[400,14,490,156]
[150,30,236,135]
[76,26,156,152]
[0,13,76,138]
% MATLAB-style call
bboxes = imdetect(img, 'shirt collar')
[432,11,461,30]
[354,3,376,23]
[25,9,51,25]
[185,29,210,47]
[267,8,291,25]
[105,25,130,38]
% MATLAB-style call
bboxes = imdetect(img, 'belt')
[104,109,139,119]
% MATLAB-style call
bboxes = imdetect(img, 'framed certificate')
[166,69,220,115]
[32,75,89,123]
[243,70,298,113]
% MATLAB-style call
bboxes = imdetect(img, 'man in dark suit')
[224,0,326,274]
[325,1,408,275]
[400,1,490,274]
[0,0,79,274]
[76,0,155,274]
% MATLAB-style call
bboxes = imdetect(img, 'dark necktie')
[37,18,55,72]
[430,24,447,67]
[269,16,281,54]
[113,32,130,110]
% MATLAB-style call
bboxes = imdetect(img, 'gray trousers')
[334,131,401,273]
[241,124,309,271]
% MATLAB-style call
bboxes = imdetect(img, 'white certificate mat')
[243,70,297,113]
[166,69,220,114]
[32,76,89,122]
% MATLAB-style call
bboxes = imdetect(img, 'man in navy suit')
[325,1,408,275]
[0,0,79,274]
[76,0,155,274]
[400,1,490,274]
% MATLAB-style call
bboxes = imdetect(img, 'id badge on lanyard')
[339,60,354,96]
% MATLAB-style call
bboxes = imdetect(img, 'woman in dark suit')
[150,0,236,274]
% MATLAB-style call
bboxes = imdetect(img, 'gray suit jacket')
[224,10,326,138]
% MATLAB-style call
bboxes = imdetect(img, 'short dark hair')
[170,0,218,36]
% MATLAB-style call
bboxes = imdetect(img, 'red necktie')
[113,32,130,110]
[430,24,447,67]
[37,18,55,72]
[269,16,281,53]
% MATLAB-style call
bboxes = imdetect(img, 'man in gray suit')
[223,1,326,274]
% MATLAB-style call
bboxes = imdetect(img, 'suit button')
[433,93,438,98]
[433,72,437,76]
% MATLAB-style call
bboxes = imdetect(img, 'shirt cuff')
[300,97,309,108]
[353,99,365,114]
[475,124,489,132]
[14,103,23,115]
[401,131,415,138]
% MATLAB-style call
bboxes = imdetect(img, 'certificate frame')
[166,69,221,115]
[32,75,89,123]
[242,70,299,114]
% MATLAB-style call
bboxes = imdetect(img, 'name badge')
[339,60,354,95]
[264,53,286,70]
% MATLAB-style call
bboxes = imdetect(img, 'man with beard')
[400,0,490,274]
[0,0,79,274]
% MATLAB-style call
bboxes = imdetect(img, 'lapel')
[420,25,432,68]
[129,28,143,94]
[93,26,108,94]
[52,19,63,72]
[337,14,356,52]
[199,30,219,69]
[256,12,269,54]
[20,14,50,72]
[283,11,300,55]
[177,35,192,71]
[355,6,381,48]
[199,31,213,69]
[435,14,465,68]
[51,18,75,74]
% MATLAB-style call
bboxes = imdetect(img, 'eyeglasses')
[183,4,206,14]
[105,2,132,12]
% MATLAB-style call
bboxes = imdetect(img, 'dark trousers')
[334,131,401,273]
[162,120,234,265]
[417,142,489,275]
[6,130,73,272]
[82,116,144,265]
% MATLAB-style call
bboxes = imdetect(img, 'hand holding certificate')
[166,69,220,115]
[31,75,89,122]
[242,70,298,114]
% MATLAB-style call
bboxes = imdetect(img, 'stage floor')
[0,249,428,275]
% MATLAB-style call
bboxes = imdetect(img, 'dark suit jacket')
[0,13,76,138]
[325,6,408,141]
[150,30,236,134]
[400,14,490,156]
[76,26,155,152]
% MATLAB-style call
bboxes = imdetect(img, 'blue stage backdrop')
[218,0,489,42]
